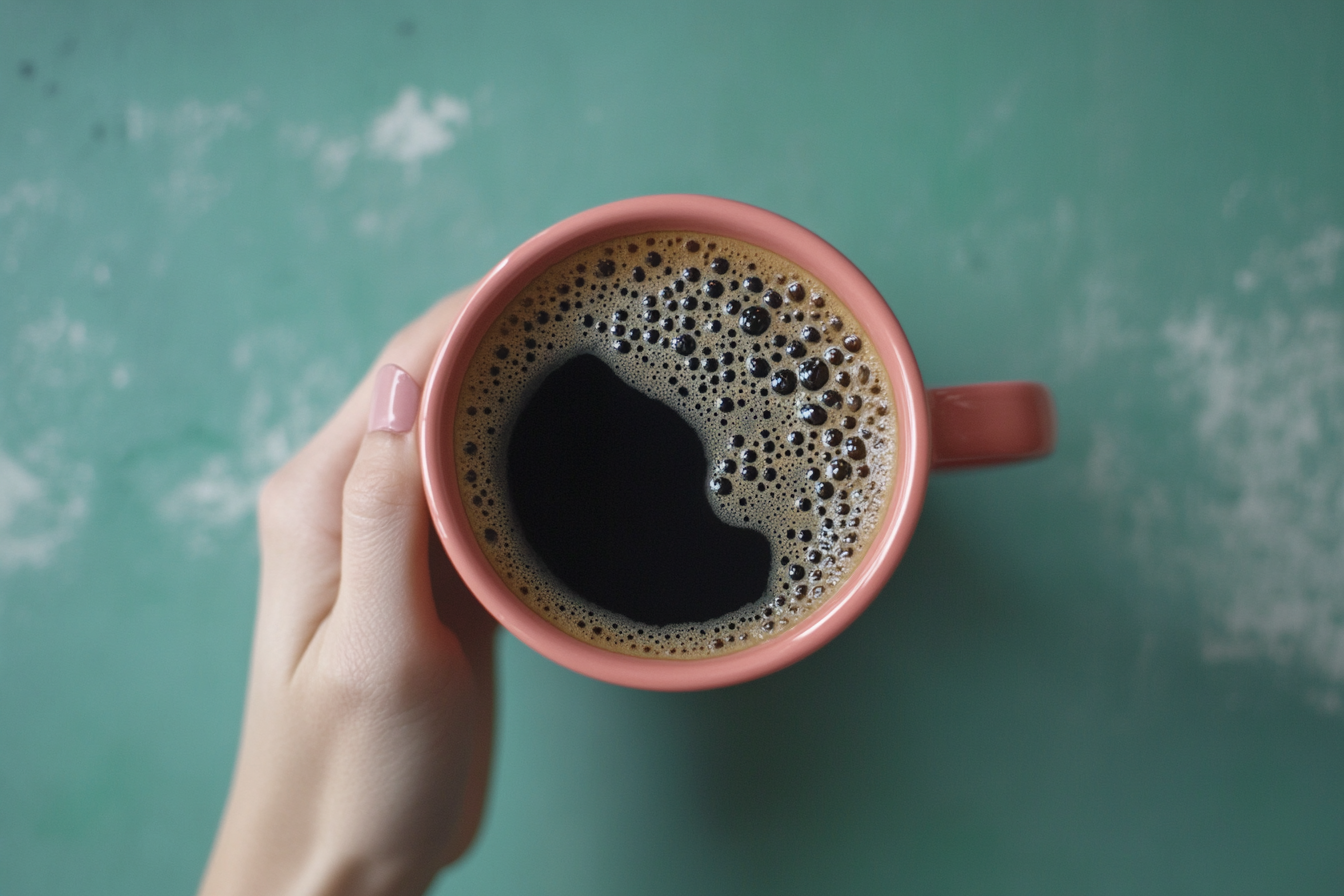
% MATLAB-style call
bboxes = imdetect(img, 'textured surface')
[2,1,1342,893]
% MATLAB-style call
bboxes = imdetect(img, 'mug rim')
[421,194,930,690]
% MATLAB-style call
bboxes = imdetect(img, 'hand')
[199,286,497,896]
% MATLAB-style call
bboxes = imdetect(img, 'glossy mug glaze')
[420,195,1053,691]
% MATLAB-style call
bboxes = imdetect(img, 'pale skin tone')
[199,286,497,896]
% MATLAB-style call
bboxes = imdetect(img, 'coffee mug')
[420,195,1054,691]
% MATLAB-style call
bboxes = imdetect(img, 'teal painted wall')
[2,1,1342,893]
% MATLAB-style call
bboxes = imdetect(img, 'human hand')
[199,286,497,896]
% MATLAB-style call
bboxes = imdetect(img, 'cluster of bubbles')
[454,232,897,658]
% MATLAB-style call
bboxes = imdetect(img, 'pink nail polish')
[368,364,421,433]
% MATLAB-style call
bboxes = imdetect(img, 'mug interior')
[421,195,930,690]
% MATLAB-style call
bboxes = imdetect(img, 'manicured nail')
[368,364,421,433]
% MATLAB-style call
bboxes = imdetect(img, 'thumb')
[336,364,432,627]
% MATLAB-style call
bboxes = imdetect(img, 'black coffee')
[508,353,772,625]
[454,231,896,658]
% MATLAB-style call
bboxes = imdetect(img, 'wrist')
[292,850,438,896]
[200,807,440,896]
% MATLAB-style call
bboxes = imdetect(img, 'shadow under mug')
[420,195,1054,691]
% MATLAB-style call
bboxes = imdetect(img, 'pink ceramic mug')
[420,195,1054,691]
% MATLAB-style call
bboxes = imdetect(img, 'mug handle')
[927,382,1056,471]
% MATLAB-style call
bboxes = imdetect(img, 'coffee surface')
[508,353,773,625]
[454,231,897,657]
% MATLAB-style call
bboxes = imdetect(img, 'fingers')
[273,285,474,540]
[332,365,436,640]
[327,365,495,869]
[256,286,474,648]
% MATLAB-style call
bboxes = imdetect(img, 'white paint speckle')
[0,438,92,572]
[317,137,361,187]
[367,87,469,179]
[93,263,111,285]
[158,455,257,536]
[1235,224,1344,295]
[66,320,87,349]
[0,310,131,572]
[1,179,63,274]
[13,305,124,393]
[352,205,413,241]
[280,87,470,190]
[1163,303,1344,686]
[1307,689,1342,716]
[125,98,251,218]
[355,209,382,236]
[1070,214,1344,712]
[21,305,75,351]
[1060,271,1141,374]
[0,179,58,217]
[158,331,346,551]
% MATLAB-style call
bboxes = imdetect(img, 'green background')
[3,1,1343,893]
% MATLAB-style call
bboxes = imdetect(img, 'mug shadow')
[649,490,1064,889]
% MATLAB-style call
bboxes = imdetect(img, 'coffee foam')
[454,231,897,658]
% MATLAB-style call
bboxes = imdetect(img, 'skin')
[199,286,497,896]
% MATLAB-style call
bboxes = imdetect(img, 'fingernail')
[368,364,421,433]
